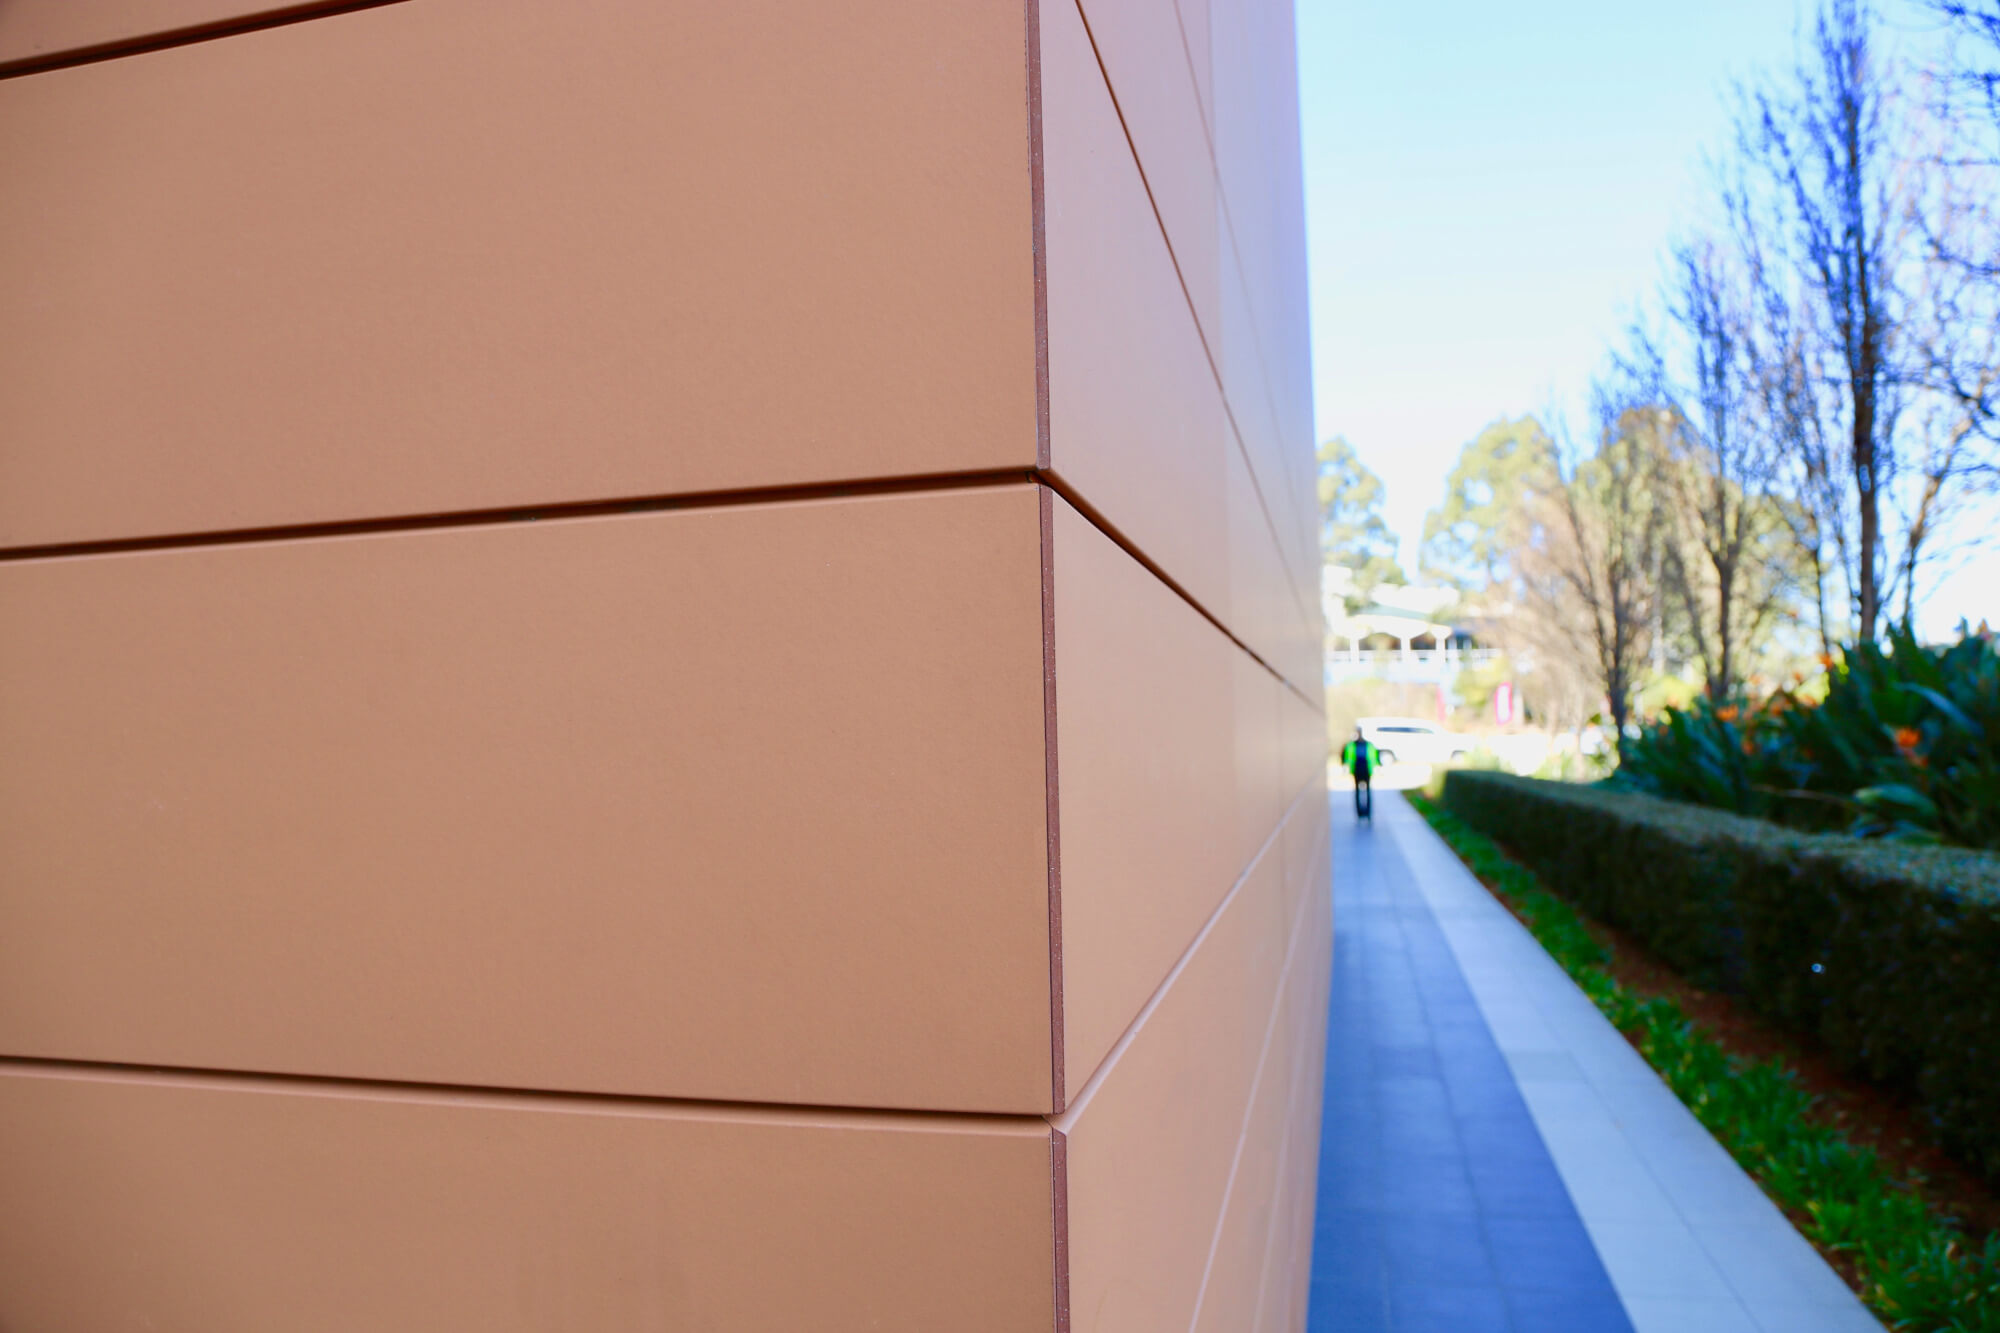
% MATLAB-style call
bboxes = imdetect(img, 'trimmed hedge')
[1441,770,2000,1185]
[1411,792,2000,1330]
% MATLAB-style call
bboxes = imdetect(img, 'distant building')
[1323,567,1493,685]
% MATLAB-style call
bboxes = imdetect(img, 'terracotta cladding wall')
[0,1,1326,1328]
[0,0,1041,546]
[0,0,370,72]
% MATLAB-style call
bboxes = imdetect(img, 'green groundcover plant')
[1614,625,2000,849]
[1409,791,2000,1332]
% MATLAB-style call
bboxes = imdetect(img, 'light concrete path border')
[1376,792,1885,1333]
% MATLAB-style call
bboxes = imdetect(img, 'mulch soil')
[1465,834,1999,1293]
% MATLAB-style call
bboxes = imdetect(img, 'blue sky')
[1294,0,1996,635]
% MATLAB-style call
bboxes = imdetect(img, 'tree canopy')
[1418,416,1557,592]
[1317,436,1406,600]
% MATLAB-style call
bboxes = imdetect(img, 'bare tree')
[1516,392,1665,751]
[1772,323,1852,654]
[1904,75,2000,445]
[1731,146,1993,644]
[1627,240,1795,699]
[1728,0,1992,640]
[1727,178,1853,656]
[1922,0,2000,144]
[1884,25,2000,622]
[1742,0,1924,640]
[1927,3,2000,56]
[1892,206,2000,619]
[1890,384,1999,622]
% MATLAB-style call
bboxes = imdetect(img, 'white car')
[1356,716,1470,767]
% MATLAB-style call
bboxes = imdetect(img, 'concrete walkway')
[1308,789,1884,1333]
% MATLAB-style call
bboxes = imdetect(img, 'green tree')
[1317,436,1405,599]
[1419,416,1558,592]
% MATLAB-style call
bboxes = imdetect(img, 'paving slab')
[1310,790,1885,1333]
[1307,794,1631,1332]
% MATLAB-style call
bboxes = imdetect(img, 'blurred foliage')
[1614,625,2000,850]
[1317,436,1406,604]
[1418,416,1557,593]
[1413,790,2000,1330]
[1532,745,1617,784]
[1448,655,1511,723]
[1634,671,1702,719]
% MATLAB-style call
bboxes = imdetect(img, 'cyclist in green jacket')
[1339,728,1381,819]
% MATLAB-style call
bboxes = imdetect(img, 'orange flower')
[1742,735,1757,756]
[1717,705,1740,723]
[1818,653,1836,669]
[1894,726,1922,753]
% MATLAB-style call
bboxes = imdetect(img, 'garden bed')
[1570,888,2000,1250]
[1439,770,2000,1185]
[1416,780,2000,1330]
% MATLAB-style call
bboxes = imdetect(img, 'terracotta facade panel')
[0,0,1037,548]
[0,487,1055,1112]
[1041,0,1230,624]
[0,0,1328,1319]
[0,0,367,71]
[1194,882,1324,1333]
[1289,610,1333,721]
[1249,1110,1308,1333]
[1068,0,1315,602]
[1255,887,1333,1333]
[1175,0,1215,130]
[1060,790,1326,1333]
[1292,844,1334,1324]
[1210,0,1322,630]
[1283,687,1334,796]
[1227,435,1305,683]
[1069,0,1222,336]
[1220,249,1317,630]
[1211,0,1317,585]
[1233,652,1291,879]
[1282,758,1332,890]
[1256,799,1330,1333]
[1061,847,1284,1333]
[1040,0,1322,700]
[1050,495,1260,1095]
[0,1067,1057,1332]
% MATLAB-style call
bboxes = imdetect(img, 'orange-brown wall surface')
[0,1,1326,1328]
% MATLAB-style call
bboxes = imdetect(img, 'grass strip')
[1407,790,2000,1332]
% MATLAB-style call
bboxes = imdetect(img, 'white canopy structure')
[1321,568,1494,682]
